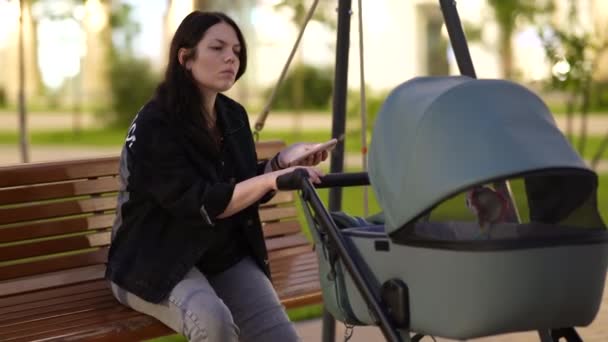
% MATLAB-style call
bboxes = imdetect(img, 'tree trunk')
[293,62,303,139]
[577,76,592,157]
[500,29,514,79]
[18,0,30,163]
[193,0,212,10]
[591,130,608,170]
[565,92,577,142]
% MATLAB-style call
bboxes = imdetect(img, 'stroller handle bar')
[283,168,406,342]
[276,170,370,191]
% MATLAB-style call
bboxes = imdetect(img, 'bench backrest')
[0,141,312,300]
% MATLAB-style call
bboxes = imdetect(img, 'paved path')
[0,111,101,131]
[0,145,120,166]
[295,276,608,341]
[4,145,608,174]
[2,111,608,134]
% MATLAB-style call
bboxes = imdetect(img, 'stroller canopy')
[368,76,594,235]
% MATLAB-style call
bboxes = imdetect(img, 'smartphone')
[287,138,338,166]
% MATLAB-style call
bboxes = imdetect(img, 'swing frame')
[276,0,596,341]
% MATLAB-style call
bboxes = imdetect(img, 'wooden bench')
[0,140,322,341]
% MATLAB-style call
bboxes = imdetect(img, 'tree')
[274,0,336,31]
[105,1,159,128]
[538,0,608,162]
[486,0,551,79]
[18,0,29,162]
[271,0,335,135]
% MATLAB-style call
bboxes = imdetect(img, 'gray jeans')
[110,257,301,342]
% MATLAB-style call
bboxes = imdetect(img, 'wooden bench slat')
[281,291,323,309]
[274,265,319,282]
[265,233,310,251]
[1,294,117,325]
[0,279,107,308]
[0,288,110,316]
[273,261,319,281]
[0,248,108,281]
[269,249,317,267]
[254,140,285,160]
[278,282,322,299]
[0,265,106,298]
[0,214,115,244]
[275,269,320,286]
[67,317,172,342]
[0,197,117,226]
[259,206,298,222]
[0,305,140,340]
[276,280,322,299]
[0,231,111,262]
[1,302,129,335]
[0,157,120,188]
[271,258,318,278]
[5,313,168,342]
[277,282,322,302]
[268,245,313,260]
[259,191,294,207]
[52,316,172,342]
[0,177,119,206]
[263,220,301,238]
[274,271,320,288]
[270,253,317,277]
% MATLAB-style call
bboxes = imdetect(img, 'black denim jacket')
[105,94,272,303]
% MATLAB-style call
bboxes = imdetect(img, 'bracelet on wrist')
[270,152,284,171]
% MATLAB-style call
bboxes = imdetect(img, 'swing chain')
[253,0,320,138]
[343,323,354,342]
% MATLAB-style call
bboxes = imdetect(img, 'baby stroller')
[277,75,608,342]
[275,1,608,341]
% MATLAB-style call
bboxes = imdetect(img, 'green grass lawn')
[4,127,608,162]
[4,125,608,161]
[0,127,366,151]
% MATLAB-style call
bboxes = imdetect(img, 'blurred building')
[0,0,607,109]
[0,0,111,109]
[0,1,41,107]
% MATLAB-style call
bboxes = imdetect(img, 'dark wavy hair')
[155,11,247,156]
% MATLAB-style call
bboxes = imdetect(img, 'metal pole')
[303,178,403,342]
[324,0,352,341]
[438,0,476,78]
[438,0,520,222]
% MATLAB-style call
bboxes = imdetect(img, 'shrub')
[347,89,389,130]
[268,64,333,110]
[592,81,608,111]
[106,54,159,128]
[0,87,6,107]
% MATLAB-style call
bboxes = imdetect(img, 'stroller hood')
[368,76,592,235]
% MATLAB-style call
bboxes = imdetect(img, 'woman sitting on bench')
[105,11,325,342]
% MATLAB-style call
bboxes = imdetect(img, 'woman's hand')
[270,166,323,191]
[278,142,330,167]
[218,166,322,219]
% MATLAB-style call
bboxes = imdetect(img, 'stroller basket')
[283,76,608,341]
[296,175,608,341]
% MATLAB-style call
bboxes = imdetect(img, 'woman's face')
[185,22,241,94]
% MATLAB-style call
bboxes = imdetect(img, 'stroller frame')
[280,0,599,341]
[276,171,586,342]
